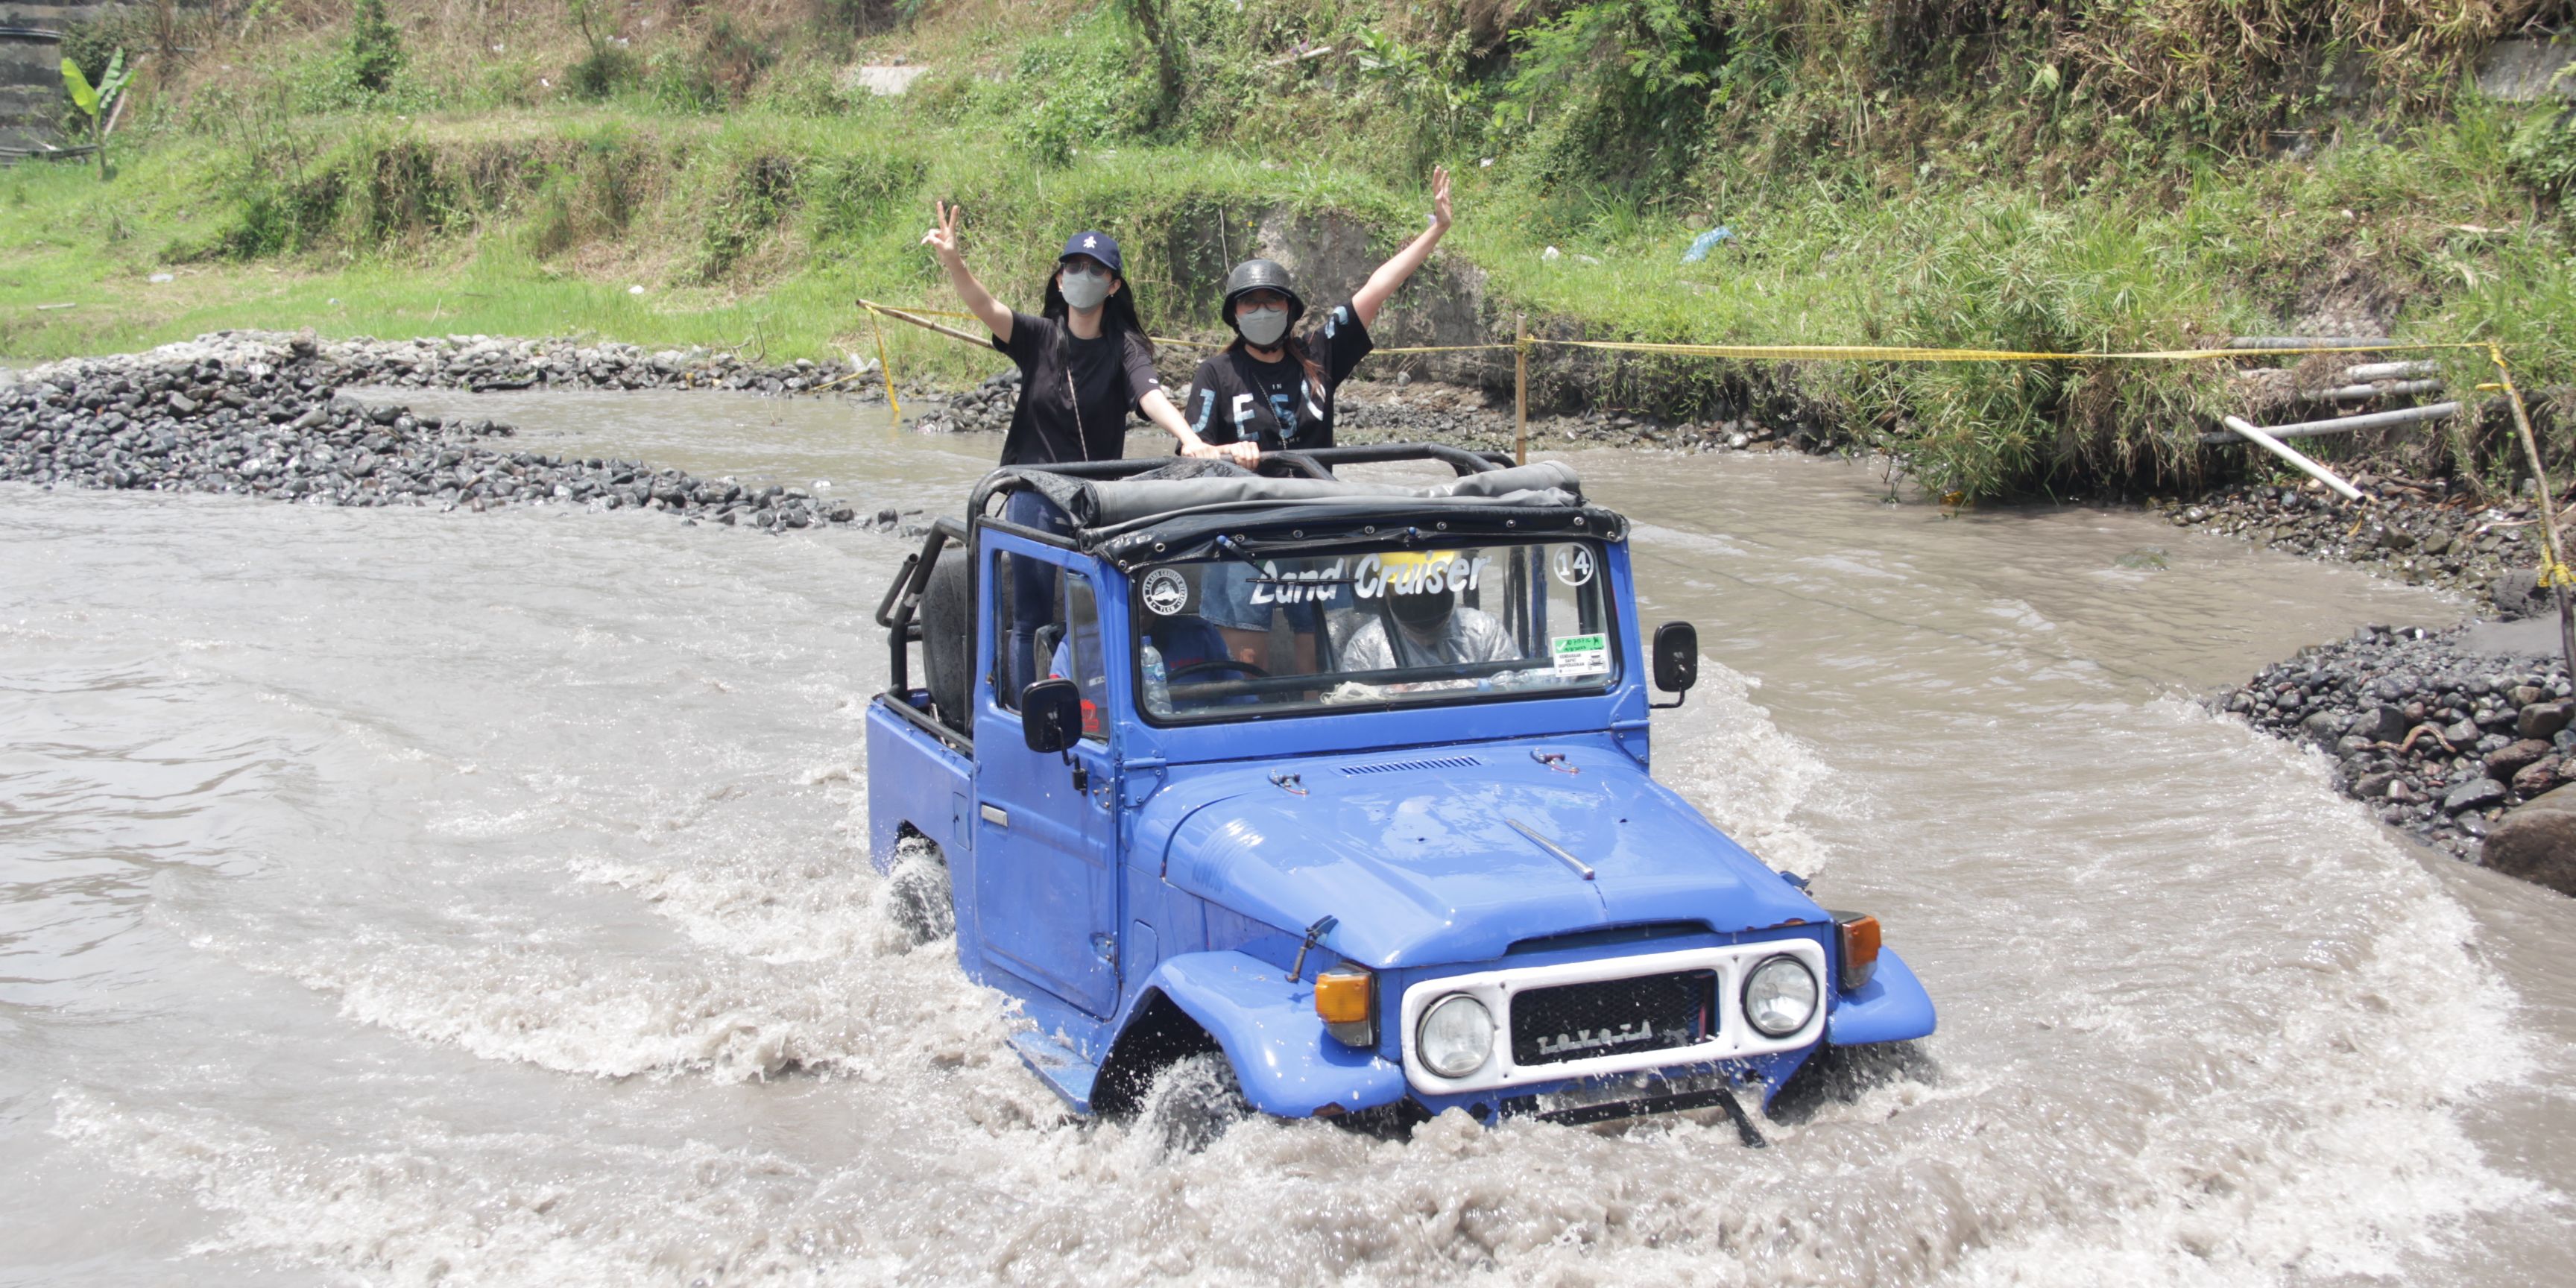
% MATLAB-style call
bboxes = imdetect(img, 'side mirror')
[1651,622,1698,709]
[1021,678,1083,754]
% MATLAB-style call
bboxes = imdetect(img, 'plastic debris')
[148,273,174,283]
[1682,227,1735,263]
[628,285,646,295]
[1541,246,1562,262]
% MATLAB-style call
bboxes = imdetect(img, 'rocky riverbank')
[272,330,882,397]
[0,334,881,531]
[2153,473,2558,613]
[2224,624,2576,859]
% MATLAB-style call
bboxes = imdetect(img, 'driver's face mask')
[1390,589,1453,633]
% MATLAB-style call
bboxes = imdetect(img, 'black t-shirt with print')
[1179,303,1374,452]
[991,312,1163,466]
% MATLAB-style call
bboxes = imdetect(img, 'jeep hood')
[1152,742,1822,967]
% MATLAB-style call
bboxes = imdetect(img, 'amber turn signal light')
[1313,965,1375,1047]
[1832,912,1881,992]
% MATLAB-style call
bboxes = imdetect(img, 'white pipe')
[2220,416,2365,502]
[2197,401,2457,445]
[2320,379,2443,402]
[2343,360,2438,381]
[2230,336,2390,350]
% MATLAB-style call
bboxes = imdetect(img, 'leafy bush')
[350,0,402,95]
[1486,1,1726,189]
[2508,107,2576,206]
[1011,16,1156,165]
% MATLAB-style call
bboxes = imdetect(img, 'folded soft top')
[1004,458,1586,531]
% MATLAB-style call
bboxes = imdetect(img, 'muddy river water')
[4,387,2572,1286]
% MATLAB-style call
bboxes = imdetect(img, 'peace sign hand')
[921,200,964,262]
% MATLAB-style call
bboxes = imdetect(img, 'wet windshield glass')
[1131,540,1616,722]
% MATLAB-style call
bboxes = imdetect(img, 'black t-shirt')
[1181,303,1373,452]
[991,312,1162,466]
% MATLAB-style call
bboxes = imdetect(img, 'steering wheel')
[1168,658,1272,682]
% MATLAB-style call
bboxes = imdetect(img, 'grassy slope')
[2,0,2571,498]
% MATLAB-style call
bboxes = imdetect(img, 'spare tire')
[921,545,973,734]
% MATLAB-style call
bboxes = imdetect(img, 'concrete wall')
[1,3,140,154]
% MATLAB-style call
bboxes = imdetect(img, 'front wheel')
[1136,1051,1250,1155]
[883,834,954,947]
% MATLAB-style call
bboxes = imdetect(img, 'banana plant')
[60,49,133,180]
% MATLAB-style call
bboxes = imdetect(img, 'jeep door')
[972,531,1120,1016]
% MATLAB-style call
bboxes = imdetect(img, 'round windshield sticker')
[1141,567,1190,616]
[1552,546,1597,587]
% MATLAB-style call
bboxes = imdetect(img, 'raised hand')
[1430,165,1452,230]
[921,199,963,261]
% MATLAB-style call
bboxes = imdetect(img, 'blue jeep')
[865,445,1933,1133]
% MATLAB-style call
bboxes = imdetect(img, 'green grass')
[4,0,2572,502]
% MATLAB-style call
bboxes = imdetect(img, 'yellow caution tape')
[1540,339,2492,363]
[2542,558,2576,590]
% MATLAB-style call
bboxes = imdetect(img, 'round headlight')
[1416,994,1495,1079]
[1743,955,1819,1038]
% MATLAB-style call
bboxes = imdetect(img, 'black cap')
[1059,231,1123,274]
[1221,259,1304,335]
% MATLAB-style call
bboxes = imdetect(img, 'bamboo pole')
[857,298,990,348]
[2489,344,2576,681]
[1514,313,1529,467]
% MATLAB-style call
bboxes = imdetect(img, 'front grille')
[1509,969,1715,1067]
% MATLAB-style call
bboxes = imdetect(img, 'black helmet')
[1221,259,1304,336]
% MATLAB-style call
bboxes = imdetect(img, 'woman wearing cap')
[1181,165,1453,461]
[920,201,1222,466]
[923,203,1232,692]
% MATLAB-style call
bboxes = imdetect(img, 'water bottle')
[1141,643,1169,711]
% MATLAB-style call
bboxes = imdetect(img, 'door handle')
[979,803,1008,827]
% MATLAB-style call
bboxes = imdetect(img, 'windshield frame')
[1126,536,1625,728]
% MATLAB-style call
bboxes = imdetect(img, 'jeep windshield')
[1128,538,1618,723]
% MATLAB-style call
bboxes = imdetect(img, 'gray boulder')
[2520,701,2574,741]
[2483,783,2576,896]
[2444,777,2509,813]
[2486,739,2556,783]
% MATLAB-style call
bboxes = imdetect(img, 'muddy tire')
[883,834,954,947]
[1137,1050,1250,1155]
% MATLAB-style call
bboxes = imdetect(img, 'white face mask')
[1237,305,1289,347]
[1059,266,1112,310]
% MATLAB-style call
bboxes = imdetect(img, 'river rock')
[2444,777,2510,813]
[2519,701,2574,740]
[2483,783,2576,894]
[2515,758,2564,796]
[2355,704,2408,742]
[2487,739,2555,782]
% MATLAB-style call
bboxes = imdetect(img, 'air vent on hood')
[1340,755,1484,776]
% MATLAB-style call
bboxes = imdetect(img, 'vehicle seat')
[920,545,973,734]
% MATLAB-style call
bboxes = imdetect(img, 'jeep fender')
[1825,948,1936,1046]
[1143,950,1408,1118]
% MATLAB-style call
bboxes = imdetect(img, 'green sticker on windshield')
[1550,633,1609,678]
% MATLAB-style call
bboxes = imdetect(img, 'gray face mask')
[1237,306,1289,347]
[1059,267,1112,311]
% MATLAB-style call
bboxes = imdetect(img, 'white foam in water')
[9,443,2567,1287]
[1655,658,1847,880]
